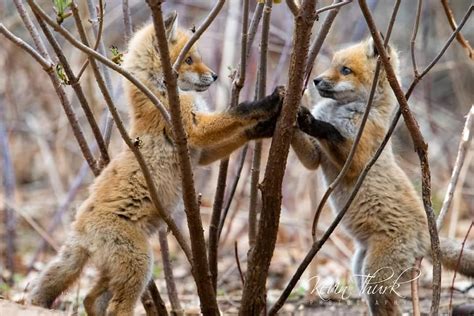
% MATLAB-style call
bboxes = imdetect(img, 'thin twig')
[410,0,422,77]
[26,0,172,126]
[122,0,133,41]
[286,0,299,16]
[158,229,183,314]
[12,0,100,176]
[440,0,473,59]
[146,1,219,314]
[249,0,273,250]
[218,145,249,238]
[209,0,251,292]
[146,279,169,316]
[234,241,245,286]
[304,0,347,89]
[448,221,473,313]
[411,258,422,316]
[33,12,110,169]
[240,1,318,314]
[0,25,52,70]
[76,0,104,81]
[316,0,352,16]
[173,0,225,71]
[437,106,473,230]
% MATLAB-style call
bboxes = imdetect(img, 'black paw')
[245,115,278,139]
[296,106,344,143]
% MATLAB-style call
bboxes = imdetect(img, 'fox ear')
[164,11,178,42]
[366,34,391,58]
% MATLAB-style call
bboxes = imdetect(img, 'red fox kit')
[292,38,474,315]
[28,12,284,315]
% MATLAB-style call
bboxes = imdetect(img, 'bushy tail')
[29,241,89,307]
[439,237,474,277]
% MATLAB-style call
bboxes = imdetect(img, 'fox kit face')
[123,12,217,93]
[313,38,399,103]
[165,12,217,92]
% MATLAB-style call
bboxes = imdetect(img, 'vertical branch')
[358,1,441,313]
[437,106,473,229]
[410,0,422,78]
[239,1,318,314]
[0,98,16,284]
[122,0,133,41]
[158,229,182,314]
[209,0,251,291]
[146,1,219,314]
[249,0,273,250]
[13,0,100,176]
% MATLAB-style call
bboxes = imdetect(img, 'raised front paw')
[296,106,313,130]
[230,86,286,119]
[245,115,278,140]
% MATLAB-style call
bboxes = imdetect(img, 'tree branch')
[440,0,473,59]
[146,1,219,314]
[173,0,225,71]
[359,1,441,313]
[239,1,318,314]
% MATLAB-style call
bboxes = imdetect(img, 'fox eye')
[185,56,193,65]
[340,66,352,75]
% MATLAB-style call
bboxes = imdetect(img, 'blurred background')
[1,0,473,314]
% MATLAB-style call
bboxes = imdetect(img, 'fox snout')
[313,77,335,98]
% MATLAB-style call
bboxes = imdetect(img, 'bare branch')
[316,0,352,16]
[410,0,422,77]
[0,25,52,70]
[240,0,318,313]
[146,1,219,313]
[286,0,300,16]
[440,0,473,59]
[411,258,422,316]
[33,12,110,169]
[359,1,441,313]
[209,0,252,292]
[122,0,133,41]
[76,0,105,81]
[234,241,245,286]
[173,0,225,71]
[304,0,348,88]
[249,0,273,250]
[26,0,172,126]
[158,229,183,314]
[448,222,473,313]
[437,106,473,229]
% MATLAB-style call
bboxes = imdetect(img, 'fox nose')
[313,77,322,87]
[212,73,218,81]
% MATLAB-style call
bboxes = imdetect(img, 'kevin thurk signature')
[309,267,422,301]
